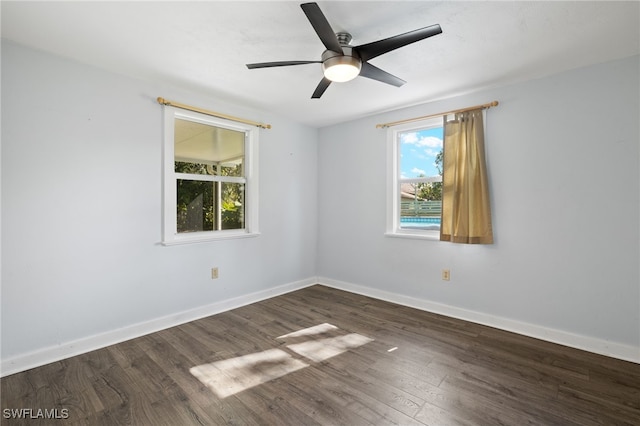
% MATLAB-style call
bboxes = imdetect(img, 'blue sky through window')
[399,126,443,178]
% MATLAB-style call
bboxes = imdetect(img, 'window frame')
[162,106,259,245]
[385,116,443,241]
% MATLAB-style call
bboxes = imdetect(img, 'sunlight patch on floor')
[191,323,373,398]
[190,349,308,398]
[277,322,337,339]
[286,333,375,363]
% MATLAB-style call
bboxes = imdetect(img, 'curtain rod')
[157,97,272,129]
[376,100,499,129]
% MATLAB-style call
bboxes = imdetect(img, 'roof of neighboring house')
[400,183,421,200]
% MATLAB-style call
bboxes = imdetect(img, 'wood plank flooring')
[2,285,639,425]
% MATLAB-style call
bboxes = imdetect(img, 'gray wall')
[317,55,639,350]
[2,39,639,368]
[1,41,318,361]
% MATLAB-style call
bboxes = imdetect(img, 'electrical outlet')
[442,269,450,281]
[211,267,219,279]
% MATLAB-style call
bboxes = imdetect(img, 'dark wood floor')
[2,285,639,425]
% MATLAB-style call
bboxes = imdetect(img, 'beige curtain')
[440,109,494,244]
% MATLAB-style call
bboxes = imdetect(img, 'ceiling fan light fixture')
[322,55,362,82]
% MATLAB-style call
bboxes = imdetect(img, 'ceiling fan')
[246,2,442,99]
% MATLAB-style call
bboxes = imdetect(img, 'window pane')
[177,180,216,233]
[398,125,443,232]
[399,127,443,179]
[221,182,245,230]
[174,118,245,176]
[176,180,246,233]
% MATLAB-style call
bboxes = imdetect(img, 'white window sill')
[162,231,260,246]
[384,231,440,241]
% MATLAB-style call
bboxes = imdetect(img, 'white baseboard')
[318,277,640,364]
[0,277,317,377]
[3,276,637,377]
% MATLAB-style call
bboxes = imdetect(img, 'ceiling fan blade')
[355,24,442,62]
[301,3,343,54]
[246,60,321,69]
[359,62,406,87]
[311,77,332,98]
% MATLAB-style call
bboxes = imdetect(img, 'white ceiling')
[2,1,639,127]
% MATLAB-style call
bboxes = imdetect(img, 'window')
[162,107,259,244]
[386,116,443,240]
